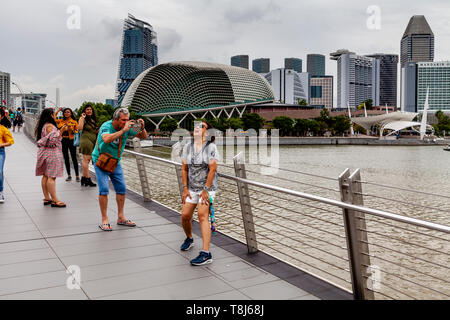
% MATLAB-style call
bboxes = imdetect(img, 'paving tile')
[141,223,183,235]
[101,275,233,300]
[194,290,251,300]
[60,243,172,268]
[0,270,69,296]
[46,228,147,247]
[83,264,208,298]
[0,258,65,279]
[0,286,88,300]
[239,280,310,300]
[0,247,57,266]
[0,231,44,244]
[0,239,48,254]
[53,235,159,257]
[80,253,188,282]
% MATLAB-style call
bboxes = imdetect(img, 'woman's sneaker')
[190,251,212,266]
[180,237,194,251]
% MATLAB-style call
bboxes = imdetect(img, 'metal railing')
[122,139,450,300]
[22,115,450,299]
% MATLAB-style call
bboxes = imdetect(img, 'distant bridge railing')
[23,113,450,300]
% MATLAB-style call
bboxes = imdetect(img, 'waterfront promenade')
[0,132,350,300]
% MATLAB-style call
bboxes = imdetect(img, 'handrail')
[123,149,450,234]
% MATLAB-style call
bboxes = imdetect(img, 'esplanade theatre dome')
[121,61,274,115]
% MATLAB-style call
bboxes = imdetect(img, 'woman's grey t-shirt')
[181,142,219,192]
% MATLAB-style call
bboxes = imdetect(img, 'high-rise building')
[0,71,10,108]
[416,61,450,111]
[400,15,434,67]
[307,54,325,76]
[310,76,333,109]
[264,69,309,105]
[231,55,249,69]
[105,99,118,108]
[402,62,417,113]
[332,51,380,108]
[285,58,302,73]
[116,14,158,106]
[252,58,270,74]
[10,93,46,114]
[400,15,434,110]
[366,54,398,107]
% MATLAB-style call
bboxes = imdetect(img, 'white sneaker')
[0,193,4,203]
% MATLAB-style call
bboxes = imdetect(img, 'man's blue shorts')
[94,163,127,195]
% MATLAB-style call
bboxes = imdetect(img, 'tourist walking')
[13,108,24,133]
[180,120,219,266]
[91,107,148,231]
[35,108,66,207]
[0,110,14,203]
[55,107,80,182]
[77,104,98,187]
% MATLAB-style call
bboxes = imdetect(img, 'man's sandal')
[117,220,136,227]
[99,223,112,231]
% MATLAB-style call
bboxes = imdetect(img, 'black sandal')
[99,223,112,231]
[43,199,52,206]
[51,201,67,208]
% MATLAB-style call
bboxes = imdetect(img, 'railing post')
[339,168,374,300]
[175,164,184,202]
[132,138,151,202]
[233,152,258,254]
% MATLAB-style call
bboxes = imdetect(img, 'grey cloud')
[158,28,183,54]
[224,1,281,24]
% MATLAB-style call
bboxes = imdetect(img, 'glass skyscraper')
[307,54,325,77]
[366,54,398,107]
[252,58,270,74]
[400,15,434,67]
[284,58,302,73]
[116,14,158,106]
[231,55,249,69]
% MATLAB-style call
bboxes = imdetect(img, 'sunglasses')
[195,124,207,129]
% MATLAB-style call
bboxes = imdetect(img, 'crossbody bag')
[95,136,123,173]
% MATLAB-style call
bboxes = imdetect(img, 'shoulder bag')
[95,136,123,173]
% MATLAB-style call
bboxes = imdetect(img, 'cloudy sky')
[1,0,449,109]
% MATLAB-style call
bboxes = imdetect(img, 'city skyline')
[1,0,450,109]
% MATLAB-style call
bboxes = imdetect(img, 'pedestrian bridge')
[1,115,449,300]
[0,132,347,300]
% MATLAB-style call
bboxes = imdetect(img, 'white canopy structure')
[381,121,434,137]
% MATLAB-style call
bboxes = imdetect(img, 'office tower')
[310,76,333,109]
[252,58,270,74]
[307,54,325,76]
[105,99,118,108]
[400,15,434,67]
[366,54,398,107]
[231,55,249,69]
[264,69,309,104]
[416,61,450,111]
[0,71,10,108]
[116,14,158,106]
[402,62,417,112]
[285,58,302,73]
[333,51,380,108]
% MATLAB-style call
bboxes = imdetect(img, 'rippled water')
[121,144,450,300]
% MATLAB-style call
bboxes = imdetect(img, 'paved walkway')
[0,132,350,300]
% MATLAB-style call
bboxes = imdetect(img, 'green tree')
[226,117,244,130]
[242,112,265,131]
[272,116,294,136]
[160,118,178,132]
[75,102,114,127]
[294,119,309,136]
[334,116,351,135]
[297,99,308,106]
[319,107,330,122]
[308,119,321,136]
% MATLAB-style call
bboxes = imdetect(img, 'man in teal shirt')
[93,107,148,231]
